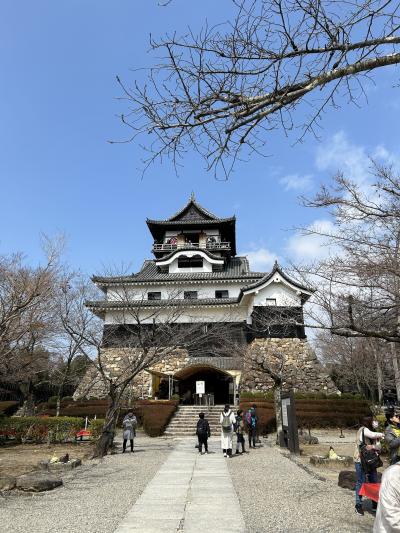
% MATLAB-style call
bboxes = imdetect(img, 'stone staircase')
[164,405,225,437]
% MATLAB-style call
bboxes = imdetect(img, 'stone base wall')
[241,338,337,394]
[73,348,189,400]
[74,338,337,400]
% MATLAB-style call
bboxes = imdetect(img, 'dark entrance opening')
[174,365,233,405]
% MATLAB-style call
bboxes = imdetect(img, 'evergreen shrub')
[0,416,84,443]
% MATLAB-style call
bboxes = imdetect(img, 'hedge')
[240,397,372,433]
[0,416,84,443]
[131,401,179,437]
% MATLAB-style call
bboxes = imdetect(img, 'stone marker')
[16,472,63,492]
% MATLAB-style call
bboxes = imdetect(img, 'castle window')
[215,290,229,299]
[178,255,203,269]
[184,291,198,300]
[148,292,161,301]
[265,298,277,306]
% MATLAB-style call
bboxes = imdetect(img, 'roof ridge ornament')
[190,191,196,201]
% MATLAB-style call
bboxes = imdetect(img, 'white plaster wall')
[107,282,244,301]
[252,283,301,306]
[104,305,248,325]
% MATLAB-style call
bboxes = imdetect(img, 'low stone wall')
[241,338,337,394]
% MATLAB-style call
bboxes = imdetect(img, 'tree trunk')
[390,343,400,402]
[92,395,120,458]
[274,384,283,445]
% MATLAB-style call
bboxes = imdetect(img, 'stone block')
[0,475,16,491]
[16,472,63,492]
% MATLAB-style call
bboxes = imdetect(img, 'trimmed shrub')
[240,397,372,433]
[0,416,84,443]
[88,418,105,440]
[131,400,178,437]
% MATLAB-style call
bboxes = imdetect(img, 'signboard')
[281,397,290,427]
[196,381,205,395]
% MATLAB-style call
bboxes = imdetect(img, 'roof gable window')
[177,255,203,269]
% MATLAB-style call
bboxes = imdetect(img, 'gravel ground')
[0,433,174,533]
[227,440,375,533]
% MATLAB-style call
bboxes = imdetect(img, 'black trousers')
[123,439,134,452]
[248,428,257,447]
[236,433,245,453]
[198,434,208,453]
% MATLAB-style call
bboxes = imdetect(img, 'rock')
[0,475,16,491]
[338,469,382,490]
[298,433,319,445]
[38,458,81,472]
[16,472,63,492]
[310,455,353,468]
[338,470,357,490]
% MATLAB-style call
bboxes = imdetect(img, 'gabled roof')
[154,247,224,265]
[147,193,235,225]
[242,261,314,299]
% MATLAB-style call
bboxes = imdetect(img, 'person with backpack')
[384,410,400,465]
[353,416,384,515]
[196,412,211,454]
[235,409,246,455]
[122,411,137,453]
[246,404,258,448]
[220,404,236,457]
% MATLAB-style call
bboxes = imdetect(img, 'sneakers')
[355,504,364,516]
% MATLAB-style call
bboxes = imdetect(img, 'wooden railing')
[153,241,231,252]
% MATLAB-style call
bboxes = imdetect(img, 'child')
[235,409,246,455]
[196,412,211,454]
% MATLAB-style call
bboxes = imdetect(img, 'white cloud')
[280,173,313,191]
[240,247,278,272]
[286,219,336,262]
[315,131,400,190]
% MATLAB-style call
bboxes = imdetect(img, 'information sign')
[196,381,205,395]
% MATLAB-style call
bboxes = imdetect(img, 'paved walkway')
[114,438,245,533]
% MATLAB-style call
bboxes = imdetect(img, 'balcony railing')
[153,241,231,252]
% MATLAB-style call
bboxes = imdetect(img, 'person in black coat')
[196,412,211,454]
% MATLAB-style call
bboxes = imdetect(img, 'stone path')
[114,438,245,533]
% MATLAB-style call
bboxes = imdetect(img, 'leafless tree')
[292,163,400,398]
[117,0,400,176]
[60,276,242,457]
[0,238,63,411]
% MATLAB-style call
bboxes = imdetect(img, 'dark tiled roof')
[147,194,235,224]
[93,257,262,286]
[87,297,241,310]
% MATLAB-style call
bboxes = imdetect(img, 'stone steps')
[164,405,229,437]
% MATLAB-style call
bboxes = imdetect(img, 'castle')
[75,195,336,402]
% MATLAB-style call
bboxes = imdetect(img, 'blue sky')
[1,0,399,275]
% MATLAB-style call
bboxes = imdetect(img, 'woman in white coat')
[220,404,236,457]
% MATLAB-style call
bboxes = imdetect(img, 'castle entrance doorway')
[174,365,234,405]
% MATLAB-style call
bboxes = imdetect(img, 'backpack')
[221,412,232,430]
[246,411,252,425]
[197,419,208,436]
[359,428,383,473]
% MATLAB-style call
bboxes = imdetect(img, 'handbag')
[359,428,383,473]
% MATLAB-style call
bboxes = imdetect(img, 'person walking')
[196,412,211,454]
[246,404,258,448]
[235,409,246,455]
[122,411,137,453]
[385,410,400,465]
[373,462,400,532]
[220,404,236,457]
[354,416,384,515]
